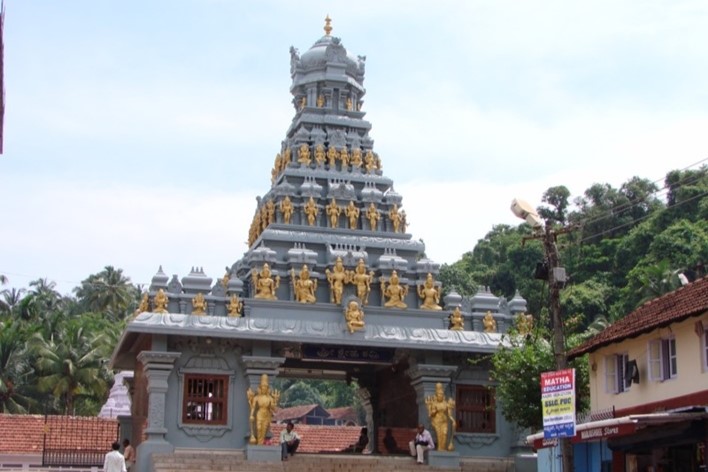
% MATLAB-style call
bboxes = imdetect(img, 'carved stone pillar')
[406,363,457,427]
[138,351,180,441]
[356,386,374,453]
[240,355,285,391]
[135,350,180,472]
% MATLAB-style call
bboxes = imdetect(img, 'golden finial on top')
[324,14,333,36]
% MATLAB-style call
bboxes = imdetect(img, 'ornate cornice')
[126,313,505,353]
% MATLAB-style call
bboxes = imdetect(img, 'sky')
[1,0,707,295]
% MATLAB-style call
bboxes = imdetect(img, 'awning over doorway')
[527,411,708,450]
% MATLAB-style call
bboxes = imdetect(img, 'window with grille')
[455,385,495,433]
[182,374,228,425]
[648,337,677,381]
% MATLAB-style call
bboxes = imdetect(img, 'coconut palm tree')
[0,319,35,413]
[0,287,25,315]
[28,318,110,415]
[74,266,138,321]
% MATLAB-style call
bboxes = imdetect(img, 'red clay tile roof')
[269,424,361,453]
[326,406,359,425]
[273,404,320,422]
[569,276,708,358]
[0,414,118,454]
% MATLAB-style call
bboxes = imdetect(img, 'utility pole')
[511,199,574,472]
[541,222,574,472]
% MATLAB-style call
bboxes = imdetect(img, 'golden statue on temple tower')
[297,143,311,166]
[345,200,360,229]
[382,270,408,309]
[314,144,326,166]
[515,312,533,335]
[253,263,280,300]
[349,259,374,305]
[449,306,464,330]
[366,203,380,231]
[280,196,294,224]
[327,145,338,168]
[326,256,350,305]
[192,292,207,315]
[153,289,169,314]
[304,196,319,226]
[351,147,363,169]
[483,311,497,333]
[389,204,402,233]
[417,273,442,310]
[326,198,341,228]
[364,150,376,174]
[291,264,318,303]
[344,299,365,333]
[227,294,243,317]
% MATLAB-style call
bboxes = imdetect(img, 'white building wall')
[587,314,708,412]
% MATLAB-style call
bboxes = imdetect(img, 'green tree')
[538,185,571,224]
[0,319,36,413]
[490,325,590,432]
[279,380,325,408]
[74,266,139,321]
[29,317,111,415]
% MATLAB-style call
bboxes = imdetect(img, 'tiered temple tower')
[234,16,435,310]
[112,17,531,472]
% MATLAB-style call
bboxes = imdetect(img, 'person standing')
[279,422,301,461]
[103,442,127,472]
[122,439,135,471]
[408,424,434,465]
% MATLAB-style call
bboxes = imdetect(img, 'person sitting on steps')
[280,421,301,461]
[347,427,369,453]
[408,424,434,465]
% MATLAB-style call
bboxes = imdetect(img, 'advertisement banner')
[541,368,576,439]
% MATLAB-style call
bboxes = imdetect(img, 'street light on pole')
[511,198,574,472]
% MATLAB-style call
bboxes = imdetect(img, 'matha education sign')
[541,368,576,439]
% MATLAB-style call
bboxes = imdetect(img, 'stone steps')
[153,450,513,472]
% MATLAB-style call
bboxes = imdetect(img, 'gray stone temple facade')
[111,17,531,472]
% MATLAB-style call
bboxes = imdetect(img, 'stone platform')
[152,449,513,472]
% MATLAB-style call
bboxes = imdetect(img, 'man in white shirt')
[103,442,127,472]
[408,424,434,464]
[122,439,135,471]
[279,422,301,461]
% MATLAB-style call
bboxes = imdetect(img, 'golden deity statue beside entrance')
[246,374,280,445]
[425,382,456,451]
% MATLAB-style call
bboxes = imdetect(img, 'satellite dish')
[510,198,543,228]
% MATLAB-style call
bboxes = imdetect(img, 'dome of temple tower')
[290,16,366,89]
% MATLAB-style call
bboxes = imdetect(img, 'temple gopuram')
[111,17,533,472]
